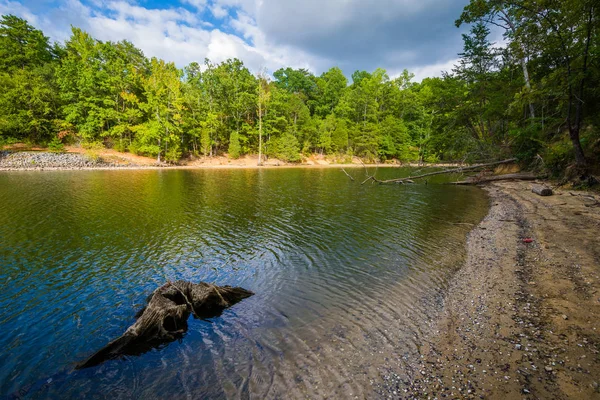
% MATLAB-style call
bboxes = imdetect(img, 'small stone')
[515,344,522,350]
[545,366,553,372]
[562,314,568,320]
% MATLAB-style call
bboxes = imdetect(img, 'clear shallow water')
[0,168,488,398]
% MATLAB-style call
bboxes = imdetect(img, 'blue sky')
[4,0,472,81]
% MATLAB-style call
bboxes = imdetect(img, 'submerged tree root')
[76,281,253,369]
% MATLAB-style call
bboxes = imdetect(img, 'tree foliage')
[0,8,597,174]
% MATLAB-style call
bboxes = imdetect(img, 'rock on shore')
[0,151,132,170]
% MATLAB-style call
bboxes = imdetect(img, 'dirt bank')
[405,181,600,399]
[0,145,463,171]
[0,150,409,171]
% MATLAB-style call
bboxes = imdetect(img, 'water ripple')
[0,168,488,398]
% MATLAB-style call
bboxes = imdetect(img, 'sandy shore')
[405,181,600,399]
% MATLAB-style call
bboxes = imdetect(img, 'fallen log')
[532,185,553,196]
[76,281,253,369]
[375,158,517,184]
[451,173,538,185]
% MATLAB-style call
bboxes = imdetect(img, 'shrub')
[113,140,128,153]
[164,146,181,163]
[47,137,65,152]
[543,138,574,176]
[424,153,440,164]
[82,140,104,162]
[267,133,301,162]
[0,136,18,147]
[54,120,77,145]
[128,140,141,155]
[228,131,241,159]
[509,125,544,163]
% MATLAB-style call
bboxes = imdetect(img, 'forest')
[0,0,597,178]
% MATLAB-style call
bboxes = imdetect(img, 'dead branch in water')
[341,168,355,181]
[375,158,518,184]
[359,158,380,185]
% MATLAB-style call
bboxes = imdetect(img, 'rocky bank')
[0,151,146,170]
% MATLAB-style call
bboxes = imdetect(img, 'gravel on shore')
[0,150,165,170]
[0,151,141,170]
[400,181,600,399]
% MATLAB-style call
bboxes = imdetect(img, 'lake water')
[0,168,488,398]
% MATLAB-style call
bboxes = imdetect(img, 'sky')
[2,0,471,81]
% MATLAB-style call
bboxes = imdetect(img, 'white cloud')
[409,58,459,82]
[0,0,302,72]
[209,4,228,19]
[0,0,38,25]
[182,0,208,11]
[1,0,467,80]
[253,0,467,69]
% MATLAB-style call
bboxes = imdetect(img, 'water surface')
[0,168,488,398]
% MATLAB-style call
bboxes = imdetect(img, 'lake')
[0,167,488,398]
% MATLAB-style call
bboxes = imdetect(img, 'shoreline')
[404,181,600,398]
[0,150,464,171]
[0,164,442,172]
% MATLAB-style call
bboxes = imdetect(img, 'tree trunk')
[568,5,593,169]
[258,100,263,166]
[375,158,518,184]
[532,184,553,196]
[501,10,535,119]
[76,281,253,369]
[157,138,161,163]
[569,126,587,167]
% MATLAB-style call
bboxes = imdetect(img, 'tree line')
[0,0,597,174]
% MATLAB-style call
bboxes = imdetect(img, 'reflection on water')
[0,168,488,398]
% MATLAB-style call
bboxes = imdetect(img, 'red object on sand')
[523,238,534,243]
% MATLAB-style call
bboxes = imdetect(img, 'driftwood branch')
[76,281,253,369]
[358,158,380,185]
[532,184,553,196]
[377,158,517,184]
[569,192,600,207]
[341,168,355,181]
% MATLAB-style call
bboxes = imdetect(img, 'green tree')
[267,132,301,162]
[228,130,241,158]
[134,58,184,162]
[0,15,58,142]
[0,65,59,142]
[100,40,148,150]
[57,28,109,141]
[457,0,598,171]
[314,67,348,117]
[257,71,270,165]
[0,15,53,72]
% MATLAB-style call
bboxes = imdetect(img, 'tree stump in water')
[532,184,553,196]
[76,281,253,369]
